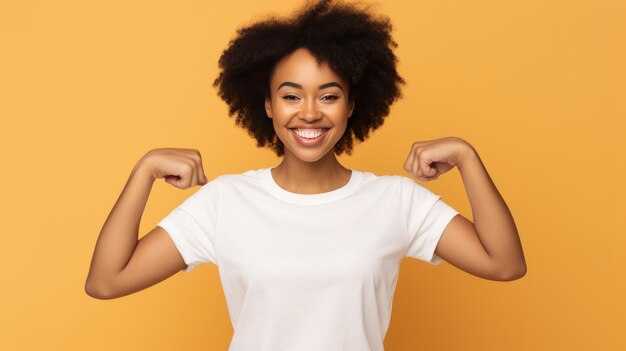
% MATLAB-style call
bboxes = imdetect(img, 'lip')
[290,126,332,129]
[290,128,330,146]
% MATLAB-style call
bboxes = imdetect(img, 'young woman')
[85,0,526,349]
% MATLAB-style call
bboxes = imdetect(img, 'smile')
[289,128,330,146]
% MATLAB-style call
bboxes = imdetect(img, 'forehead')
[270,47,347,88]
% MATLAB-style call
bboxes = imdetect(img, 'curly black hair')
[212,0,405,157]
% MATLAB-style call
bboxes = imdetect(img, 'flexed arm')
[404,137,527,281]
[84,148,208,299]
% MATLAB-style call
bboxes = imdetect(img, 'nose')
[300,98,322,122]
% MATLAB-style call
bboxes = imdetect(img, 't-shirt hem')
[157,216,199,273]
[423,204,460,265]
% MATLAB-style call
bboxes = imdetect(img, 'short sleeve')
[400,176,459,265]
[156,177,221,272]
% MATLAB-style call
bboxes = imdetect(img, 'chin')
[290,147,333,163]
[283,139,337,163]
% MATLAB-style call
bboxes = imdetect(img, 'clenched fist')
[403,137,474,181]
[138,148,208,189]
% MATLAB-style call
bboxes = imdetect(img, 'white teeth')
[294,129,325,138]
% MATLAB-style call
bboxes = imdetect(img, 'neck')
[271,150,351,194]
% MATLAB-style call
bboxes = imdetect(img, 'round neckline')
[261,167,361,205]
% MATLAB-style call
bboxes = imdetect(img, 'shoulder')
[395,174,432,193]
[370,173,418,193]
[357,169,401,185]
[353,171,410,197]
[206,169,267,194]
[217,169,262,183]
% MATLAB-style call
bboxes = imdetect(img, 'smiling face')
[265,47,355,163]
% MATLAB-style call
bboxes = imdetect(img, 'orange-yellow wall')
[1,0,624,350]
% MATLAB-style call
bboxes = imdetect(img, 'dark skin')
[85,47,525,301]
[264,47,355,194]
[404,138,527,281]
[83,48,360,299]
[266,47,526,281]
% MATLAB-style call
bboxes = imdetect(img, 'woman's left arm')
[404,137,527,281]
[456,143,527,278]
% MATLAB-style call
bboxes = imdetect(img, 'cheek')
[273,100,297,114]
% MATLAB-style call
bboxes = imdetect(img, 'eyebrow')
[277,81,344,92]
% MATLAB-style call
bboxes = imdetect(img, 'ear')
[347,99,355,118]
[265,97,272,118]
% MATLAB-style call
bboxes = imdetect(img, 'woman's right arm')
[84,149,207,299]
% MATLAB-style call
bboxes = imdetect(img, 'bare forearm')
[457,147,526,276]
[85,160,155,290]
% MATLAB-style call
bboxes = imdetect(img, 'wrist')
[457,143,478,171]
[131,158,156,183]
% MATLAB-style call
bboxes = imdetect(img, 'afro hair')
[213,0,406,157]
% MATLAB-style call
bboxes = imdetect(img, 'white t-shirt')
[157,167,459,351]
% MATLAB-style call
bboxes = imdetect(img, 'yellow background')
[1,0,624,350]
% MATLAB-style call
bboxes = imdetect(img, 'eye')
[281,94,339,101]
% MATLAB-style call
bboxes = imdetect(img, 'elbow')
[84,279,104,299]
[85,279,116,300]
[496,264,527,281]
